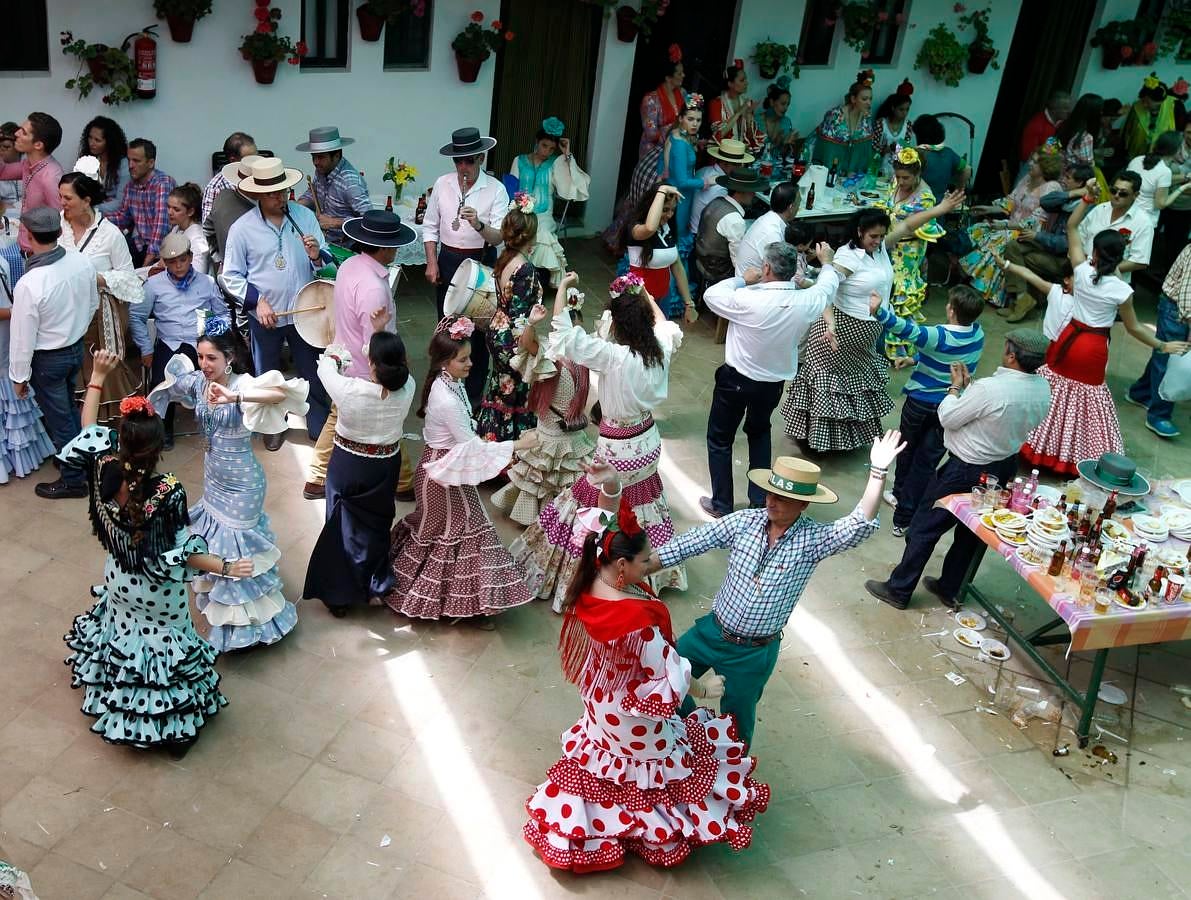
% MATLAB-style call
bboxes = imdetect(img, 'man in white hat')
[689,137,754,238]
[222,157,333,444]
[203,153,262,275]
[201,132,257,223]
[645,431,905,745]
[296,126,371,246]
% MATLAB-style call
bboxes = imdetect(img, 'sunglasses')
[453,155,480,166]
[1109,188,1133,197]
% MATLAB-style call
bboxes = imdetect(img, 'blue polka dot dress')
[60,425,227,749]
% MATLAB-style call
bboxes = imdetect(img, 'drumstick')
[274,304,326,317]
[306,176,322,216]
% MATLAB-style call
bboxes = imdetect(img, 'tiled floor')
[1,240,1189,899]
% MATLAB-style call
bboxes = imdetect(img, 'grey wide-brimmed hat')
[341,210,416,248]
[439,126,497,157]
[295,126,355,153]
[1076,453,1151,497]
[715,167,770,194]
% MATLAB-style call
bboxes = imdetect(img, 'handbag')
[1159,346,1191,403]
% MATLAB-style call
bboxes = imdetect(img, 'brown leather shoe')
[1005,294,1037,323]
[303,481,326,500]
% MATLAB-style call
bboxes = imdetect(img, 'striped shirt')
[656,505,879,638]
[108,168,176,257]
[1164,242,1191,320]
[875,305,983,405]
[298,157,371,245]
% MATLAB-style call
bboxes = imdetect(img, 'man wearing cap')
[694,167,767,286]
[296,127,371,247]
[690,138,754,238]
[202,132,257,223]
[644,431,905,745]
[130,232,227,448]
[223,157,333,442]
[9,207,99,498]
[866,330,1052,611]
[424,126,510,406]
[303,209,415,500]
[734,181,801,276]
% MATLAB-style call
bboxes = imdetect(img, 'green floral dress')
[477,261,542,442]
[878,183,942,360]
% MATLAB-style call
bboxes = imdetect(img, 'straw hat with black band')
[747,456,838,504]
[221,154,264,187]
[707,138,756,166]
[237,158,304,195]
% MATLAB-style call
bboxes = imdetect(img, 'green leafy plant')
[360,0,427,22]
[752,38,800,79]
[239,5,308,63]
[1090,18,1156,63]
[452,9,512,61]
[152,0,213,19]
[59,31,140,106]
[1158,0,1191,59]
[914,23,967,87]
[629,0,670,39]
[956,4,999,68]
[838,1,880,54]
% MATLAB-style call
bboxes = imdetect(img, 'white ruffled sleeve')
[545,309,621,372]
[422,378,514,485]
[235,371,311,434]
[620,626,691,720]
[552,155,591,202]
[101,269,145,304]
[148,357,203,414]
[653,319,683,358]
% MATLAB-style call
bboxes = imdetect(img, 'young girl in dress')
[386,316,538,627]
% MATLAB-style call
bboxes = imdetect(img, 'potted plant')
[60,31,140,106]
[451,10,512,83]
[1090,19,1142,69]
[752,38,800,79]
[152,0,213,43]
[838,1,880,55]
[1159,0,1191,60]
[382,157,418,203]
[239,3,308,84]
[356,0,426,42]
[608,0,670,43]
[914,23,967,87]
[955,5,999,74]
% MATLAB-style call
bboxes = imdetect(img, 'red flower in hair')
[614,494,643,538]
[470,10,484,22]
[120,396,156,417]
[668,43,682,64]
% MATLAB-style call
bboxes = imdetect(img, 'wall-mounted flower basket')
[153,0,213,44]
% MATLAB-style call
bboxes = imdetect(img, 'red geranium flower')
[288,56,300,65]
[255,0,269,6]
[877,10,888,20]
[253,6,269,21]
[1120,45,1134,59]
[504,30,514,40]
[492,19,502,29]
[255,22,271,33]
[1118,228,1132,238]
[470,10,484,22]
[296,40,309,56]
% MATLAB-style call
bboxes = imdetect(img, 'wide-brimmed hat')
[238,158,304,194]
[707,138,756,166]
[716,167,769,194]
[221,153,264,187]
[159,231,191,260]
[747,456,838,504]
[1076,453,1150,497]
[439,126,497,157]
[341,210,416,248]
[295,126,355,153]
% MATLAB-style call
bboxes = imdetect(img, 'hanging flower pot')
[615,6,638,43]
[455,52,484,83]
[356,6,385,41]
[758,63,779,79]
[251,58,278,84]
[1101,43,1123,69]
[967,46,995,74]
[165,14,195,43]
[86,52,112,84]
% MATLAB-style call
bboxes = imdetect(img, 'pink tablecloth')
[942,494,1191,652]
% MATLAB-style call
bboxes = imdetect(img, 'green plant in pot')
[60,31,140,106]
[152,0,213,43]
[1159,0,1191,60]
[752,38,800,79]
[451,10,512,83]
[956,4,1000,74]
[356,0,426,42]
[1090,19,1146,69]
[914,23,966,87]
[838,1,881,54]
[239,5,308,85]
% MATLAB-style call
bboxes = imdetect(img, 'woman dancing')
[512,271,687,609]
[386,315,537,627]
[149,319,308,650]
[62,349,248,755]
[524,460,768,873]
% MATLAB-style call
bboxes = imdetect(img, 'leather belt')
[714,613,782,647]
[334,435,400,457]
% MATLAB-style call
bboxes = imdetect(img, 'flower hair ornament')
[565,286,585,312]
[119,396,156,417]
[435,315,475,340]
[73,155,101,180]
[202,315,232,338]
[1038,136,1063,157]
[1143,73,1162,91]
[856,68,875,88]
[775,74,792,91]
[667,43,682,64]
[541,117,565,138]
[608,272,645,298]
[684,92,704,111]
[896,78,914,97]
[895,146,921,165]
[509,191,535,214]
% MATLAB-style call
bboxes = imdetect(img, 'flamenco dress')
[60,425,226,748]
[476,261,541,442]
[0,281,55,481]
[524,587,769,872]
[149,356,309,650]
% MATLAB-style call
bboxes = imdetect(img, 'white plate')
[955,608,987,630]
[997,529,1029,546]
[1172,479,1191,504]
[1098,683,1129,704]
[1015,546,1048,568]
[1101,519,1130,544]
[979,637,1011,661]
[1113,593,1147,611]
[1033,485,1062,503]
[954,627,983,649]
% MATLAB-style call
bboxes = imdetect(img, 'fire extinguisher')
[124,26,158,100]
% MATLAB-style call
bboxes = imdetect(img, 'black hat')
[715,167,770,194]
[439,127,497,157]
[341,210,416,248]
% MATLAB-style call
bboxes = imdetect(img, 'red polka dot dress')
[525,594,769,873]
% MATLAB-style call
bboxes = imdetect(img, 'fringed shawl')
[559,589,675,695]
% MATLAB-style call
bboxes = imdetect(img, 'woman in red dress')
[639,49,687,159]
[524,462,769,873]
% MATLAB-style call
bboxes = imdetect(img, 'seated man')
[735,181,800,276]
[689,138,753,238]
[694,168,767,287]
[202,131,256,222]
[296,126,371,246]
[108,138,176,268]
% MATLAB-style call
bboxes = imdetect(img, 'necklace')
[262,214,288,269]
[597,571,648,598]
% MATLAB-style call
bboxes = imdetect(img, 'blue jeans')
[1129,294,1188,424]
[247,319,329,439]
[891,395,947,529]
[706,364,784,514]
[29,340,84,485]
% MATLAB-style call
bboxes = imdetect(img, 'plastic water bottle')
[1009,477,1025,512]
[1027,468,1039,494]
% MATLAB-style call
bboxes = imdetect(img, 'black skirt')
[303,445,402,609]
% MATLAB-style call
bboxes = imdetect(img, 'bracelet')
[599,483,622,499]
[221,558,231,576]
[86,382,103,392]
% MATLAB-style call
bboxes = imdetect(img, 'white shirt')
[421,374,514,485]
[422,170,510,250]
[545,308,682,420]
[689,164,727,235]
[1125,155,1172,226]
[627,221,678,271]
[57,210,134,277]
[735,210,788,276]
[9,250,100,383]
[939,367,1052,465]
[171,222,210,276]
[704,268,841,381]
[713,196,748,267]
[1077,201,1154,283]
[317,355,414,449]
[1070,260,1133,327]
[832,243,894,319]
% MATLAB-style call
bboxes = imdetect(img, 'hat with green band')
[747,456,838,504]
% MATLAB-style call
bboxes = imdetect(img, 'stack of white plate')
[1132,514,1170,544]
[991,510,1029,545]
[1100,518,1132,549]
[1026,507,1069,552]
[1160,508,1191,541]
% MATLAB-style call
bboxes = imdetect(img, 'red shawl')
[559,589,675,692]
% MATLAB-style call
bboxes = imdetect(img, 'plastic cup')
[759,160,774,178]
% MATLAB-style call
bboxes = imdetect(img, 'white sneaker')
[883,489,897,507]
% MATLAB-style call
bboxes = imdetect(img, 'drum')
[288,279,336,349]
[443,258,498,323]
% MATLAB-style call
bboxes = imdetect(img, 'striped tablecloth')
[942,494,1191,652]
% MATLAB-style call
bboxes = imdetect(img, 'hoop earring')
[224,363,233,375]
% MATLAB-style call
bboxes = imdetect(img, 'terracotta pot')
[455,52,483,83]
[615,5,638,42]
[86,48,111,84]
[758,63,779,80]
[356,6,385,42]
[165,14,195,43]
[251,58,278,85]
[967,46,994,74]
[1101,44,1123,70]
